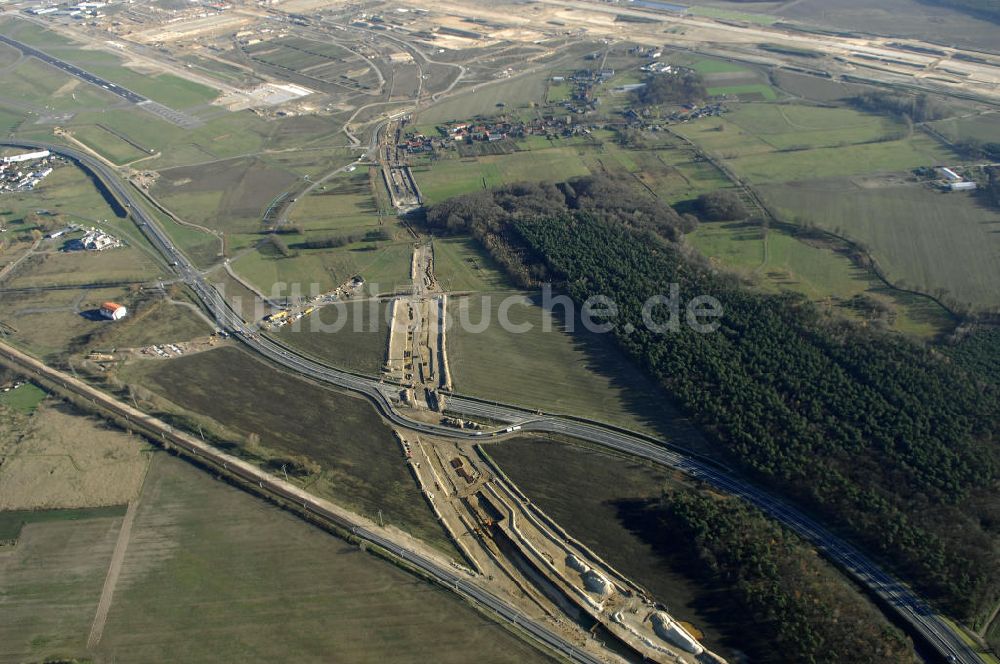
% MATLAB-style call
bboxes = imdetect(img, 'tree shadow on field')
[613,498,772,663]
[78,309,107,321]
[530,292,714,456]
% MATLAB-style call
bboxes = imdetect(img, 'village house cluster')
[399,116,595,154]
[0,150,60,193]
[624,101,728,126]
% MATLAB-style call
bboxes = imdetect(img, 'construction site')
[376,230,724,663]
[399,430,727,664]
[16,0,1000,110]
[385,242,450,410]
[381,119,423,210]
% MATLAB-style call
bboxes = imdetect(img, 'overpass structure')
[4,139,982,664]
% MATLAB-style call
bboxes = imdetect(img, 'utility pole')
[377,509,383,527]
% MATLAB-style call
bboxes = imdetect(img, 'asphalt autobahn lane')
[6,139,982,664]
[352,524,601,663]
[0,342,603,664]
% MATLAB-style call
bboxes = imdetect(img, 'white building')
[950,181,978,191]
[99,302,127,320]
[938,166,962,182]
[2,150,50,164]
[81,229,118,250]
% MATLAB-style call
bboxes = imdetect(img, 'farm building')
[937,167,962,181]
[81,230,118,251]
[1,150,49,164]
[949,181,978,191]
[99,302,127,320]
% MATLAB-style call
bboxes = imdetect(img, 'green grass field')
[0,162,122,227]
[6,245,163,289]
[0,511,123,662]
[0,383,47,413]
[58,105,341,173]
[275,299,390,375]
[0,105,24,134]
[576,141,732,203]
[0,19,217,110]
[102,300,213,348]
[674,99,953,184]
[708,83,778,100]
[94,453,554,664]
[546,80,573,103]
[132,346,452,549]
[0,57,120,114]
[153,156,301,239]
[0,286,137,360]
[724,104,904,150]
[416,73,549,124]
[689,221,953,338]
[685,57,753,75]
[929,112,1000,143]
[287,168,383,235]
[725,133,950,182]
[70,124,151,165]
[233,240,413,296]
[0,504,126,542]
[413,147,592,204]
[771,70,868,102]
[759,179,1000,309]
[488,437,739,655]
[432,237,509,292]
[447,292,709,450]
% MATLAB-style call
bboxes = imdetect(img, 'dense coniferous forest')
[643,490,917,664]
[948,327,1000,386]
[426,177,1000,622]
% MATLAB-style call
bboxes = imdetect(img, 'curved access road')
[0,340,604,664]
[7,139,982,664]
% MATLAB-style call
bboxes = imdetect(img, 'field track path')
[86,494,141,649]
[0,238,41,283]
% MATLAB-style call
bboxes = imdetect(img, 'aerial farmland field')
[0,1,997,660]
[413,146,592,204]
[688,220,953,338]
[759,179,1000,309]
[447,292,708,450]
[129,346,453,549]
[94,454,555,664]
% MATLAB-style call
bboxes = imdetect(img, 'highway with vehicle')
[4,139,981,664]
[0,340,606,664]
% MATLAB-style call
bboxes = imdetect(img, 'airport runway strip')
[0,33,201,128]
